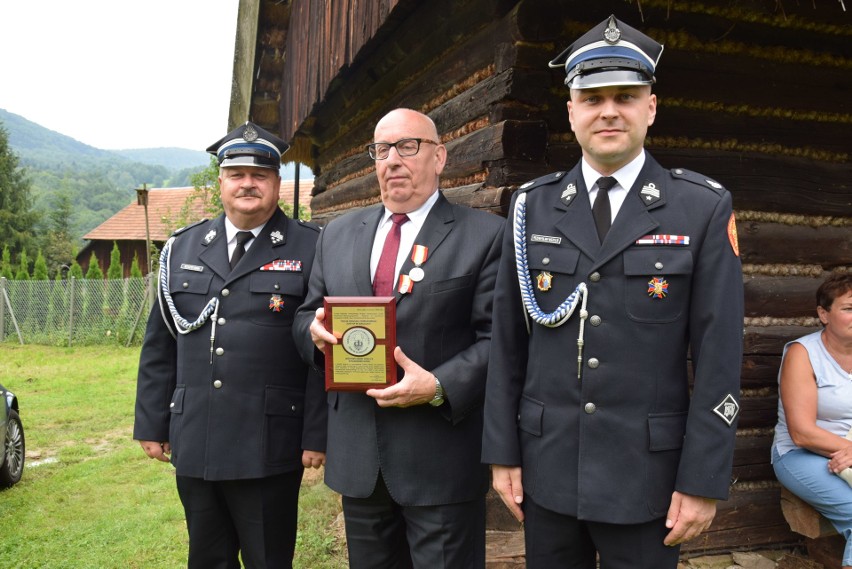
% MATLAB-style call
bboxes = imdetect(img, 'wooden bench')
[780,487,845,568]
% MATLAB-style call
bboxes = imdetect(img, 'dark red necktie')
[373,213,409,296]
[593,176,617,243]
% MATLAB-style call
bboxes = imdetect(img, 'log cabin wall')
[236,0,851,560]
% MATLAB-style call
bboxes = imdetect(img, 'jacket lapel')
[197,216,231,281]
[354,206,383,297]
[552,179,601,262]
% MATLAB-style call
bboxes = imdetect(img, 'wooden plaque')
[323,296,397,391]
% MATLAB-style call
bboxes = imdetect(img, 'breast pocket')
[623,248,692,323]
[527,244,581,312]
[169,272,214,314]
[249,272,304,326]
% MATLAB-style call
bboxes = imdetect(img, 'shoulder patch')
[172,218,208,236]
[670,168,726,195]
[518,171,567,193]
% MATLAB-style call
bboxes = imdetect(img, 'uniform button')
[542,257,550,265]
[291,405,297,412]
[213,380,223,389]
[590,272,601,282]
[221,288,230,297]
[584,402,596,414]
[217,317,226,326]
[674,168,683,175]
[274,283,280,290]
[169,402,175,408]
[587,358,600,369]
[655,262,664,270]
[589,315,601,326]
[182,282,189,289]
[215,347,224,356]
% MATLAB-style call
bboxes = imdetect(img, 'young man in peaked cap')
[482,15,744,569]
[134,121,325,568]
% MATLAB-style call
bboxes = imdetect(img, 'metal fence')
[0,276,153,347]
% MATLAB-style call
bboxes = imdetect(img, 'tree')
[0,245,12,280]
[42,189,75,276]
[85,252,104,280]
[33,250,48,280]
[0,124,39,258]
[129,253,143,278]
[15,249,29,280]
[189,155,223,217]
[107,242,123,279]
[68,259,83,279]
[162,156,222,235]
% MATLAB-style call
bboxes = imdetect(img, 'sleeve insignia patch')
[727,213,740,257]
[713,393,740,427]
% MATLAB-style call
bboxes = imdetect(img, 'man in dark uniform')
[482,16,744,569]
[134,121,325,569]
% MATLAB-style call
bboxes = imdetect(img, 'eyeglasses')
[366,138,440,160]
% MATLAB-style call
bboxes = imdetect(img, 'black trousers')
[523,494,681,569]
[176,470,303,569]
[341,473,486,569]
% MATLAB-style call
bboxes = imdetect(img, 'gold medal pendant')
[536,271,553,292]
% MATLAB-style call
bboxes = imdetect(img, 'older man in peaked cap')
[134,121,325,569]
[483,15,744,569]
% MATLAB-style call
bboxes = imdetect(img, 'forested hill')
[0,108,208,239]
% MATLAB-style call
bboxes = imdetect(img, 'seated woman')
[772,272,852,569]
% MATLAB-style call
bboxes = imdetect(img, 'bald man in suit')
[294,108,503,569]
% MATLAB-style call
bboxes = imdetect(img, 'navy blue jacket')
[482,153,744,524]
[134,208,326,480]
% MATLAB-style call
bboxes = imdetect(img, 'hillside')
[0,108,207,239]
[1,109,315,242]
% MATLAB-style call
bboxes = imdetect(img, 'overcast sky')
[0,1,240,151]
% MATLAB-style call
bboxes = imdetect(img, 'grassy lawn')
[0,344,346,569]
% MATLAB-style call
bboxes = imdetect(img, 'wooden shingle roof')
[83,187,208,242]
[83,181,314,243]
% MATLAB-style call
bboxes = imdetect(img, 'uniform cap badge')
[243,123,259,142]
[603,15,621,44]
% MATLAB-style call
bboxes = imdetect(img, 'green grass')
[0,344,347,568]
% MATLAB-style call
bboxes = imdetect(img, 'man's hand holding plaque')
[320,297,397,391]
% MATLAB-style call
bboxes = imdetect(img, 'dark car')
[0,384,24,487]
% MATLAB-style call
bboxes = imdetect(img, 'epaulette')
[295,218,321,233]
[171,219,208,236]
[670,168,726,195]
[518,171,568,193]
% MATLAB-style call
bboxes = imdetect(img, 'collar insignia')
[203,229,217,244]
[270,230,284,244]
[640,181,661,205]
[561,182,578,206]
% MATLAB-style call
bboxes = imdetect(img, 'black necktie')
[593,176,617,243]
[230,231,254,270]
